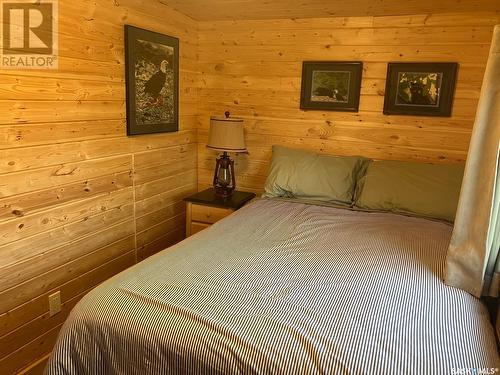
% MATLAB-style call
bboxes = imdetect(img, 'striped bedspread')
[46,199,499,374]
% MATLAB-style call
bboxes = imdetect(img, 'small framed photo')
[383,62,458,117]
[300,61,363,112]
[125,25,179,135]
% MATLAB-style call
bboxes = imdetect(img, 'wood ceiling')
[159,0,500,21]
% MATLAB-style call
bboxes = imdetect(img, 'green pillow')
[263,145,369,205]
[355,160,465,222]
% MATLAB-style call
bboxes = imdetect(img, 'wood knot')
[54,166,78,176]
[12,209,23,217]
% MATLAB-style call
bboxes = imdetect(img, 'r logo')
[1,0,58,69]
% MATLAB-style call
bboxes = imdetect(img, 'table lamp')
[207,111,247,198]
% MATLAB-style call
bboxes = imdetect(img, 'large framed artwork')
[383,62,458,117]
[300,61,363,112]
[125,25,179,135]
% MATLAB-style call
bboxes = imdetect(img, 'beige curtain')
[483,158,500,296]
[444,25,500,298]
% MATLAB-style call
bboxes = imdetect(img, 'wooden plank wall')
[1,5,499,374]
[0,0,198,373]
[197,12,500,193]
[161,0,500,21]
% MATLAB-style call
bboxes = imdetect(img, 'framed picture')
[300,61,363,112]
[125,25,179,135]
[383,62,458,117]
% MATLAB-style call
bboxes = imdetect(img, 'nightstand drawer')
[191,204,233,224]
[191,222,211,235]
[184,189,256,238]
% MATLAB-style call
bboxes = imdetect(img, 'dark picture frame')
[300,61,363,112]
[383,62,458,117]
[125,25,179,135]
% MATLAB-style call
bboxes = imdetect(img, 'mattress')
[45,198,499,374]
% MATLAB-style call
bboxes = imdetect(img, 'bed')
[45,198,499,374]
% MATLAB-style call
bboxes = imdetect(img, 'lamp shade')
[207,115,247,153]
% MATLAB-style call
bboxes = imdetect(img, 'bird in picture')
[140,59,169,108]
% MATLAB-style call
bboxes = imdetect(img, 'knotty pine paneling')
[197,12,500,193]
[2,6,499,374]
[0,0,198,373]
[160,1,500,21]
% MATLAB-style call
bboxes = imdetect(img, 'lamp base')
[214,186,234,198]
[212,151,236,199]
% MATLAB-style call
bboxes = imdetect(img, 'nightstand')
[184,188,256,237]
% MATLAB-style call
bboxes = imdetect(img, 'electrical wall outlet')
[48,291,61,317]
